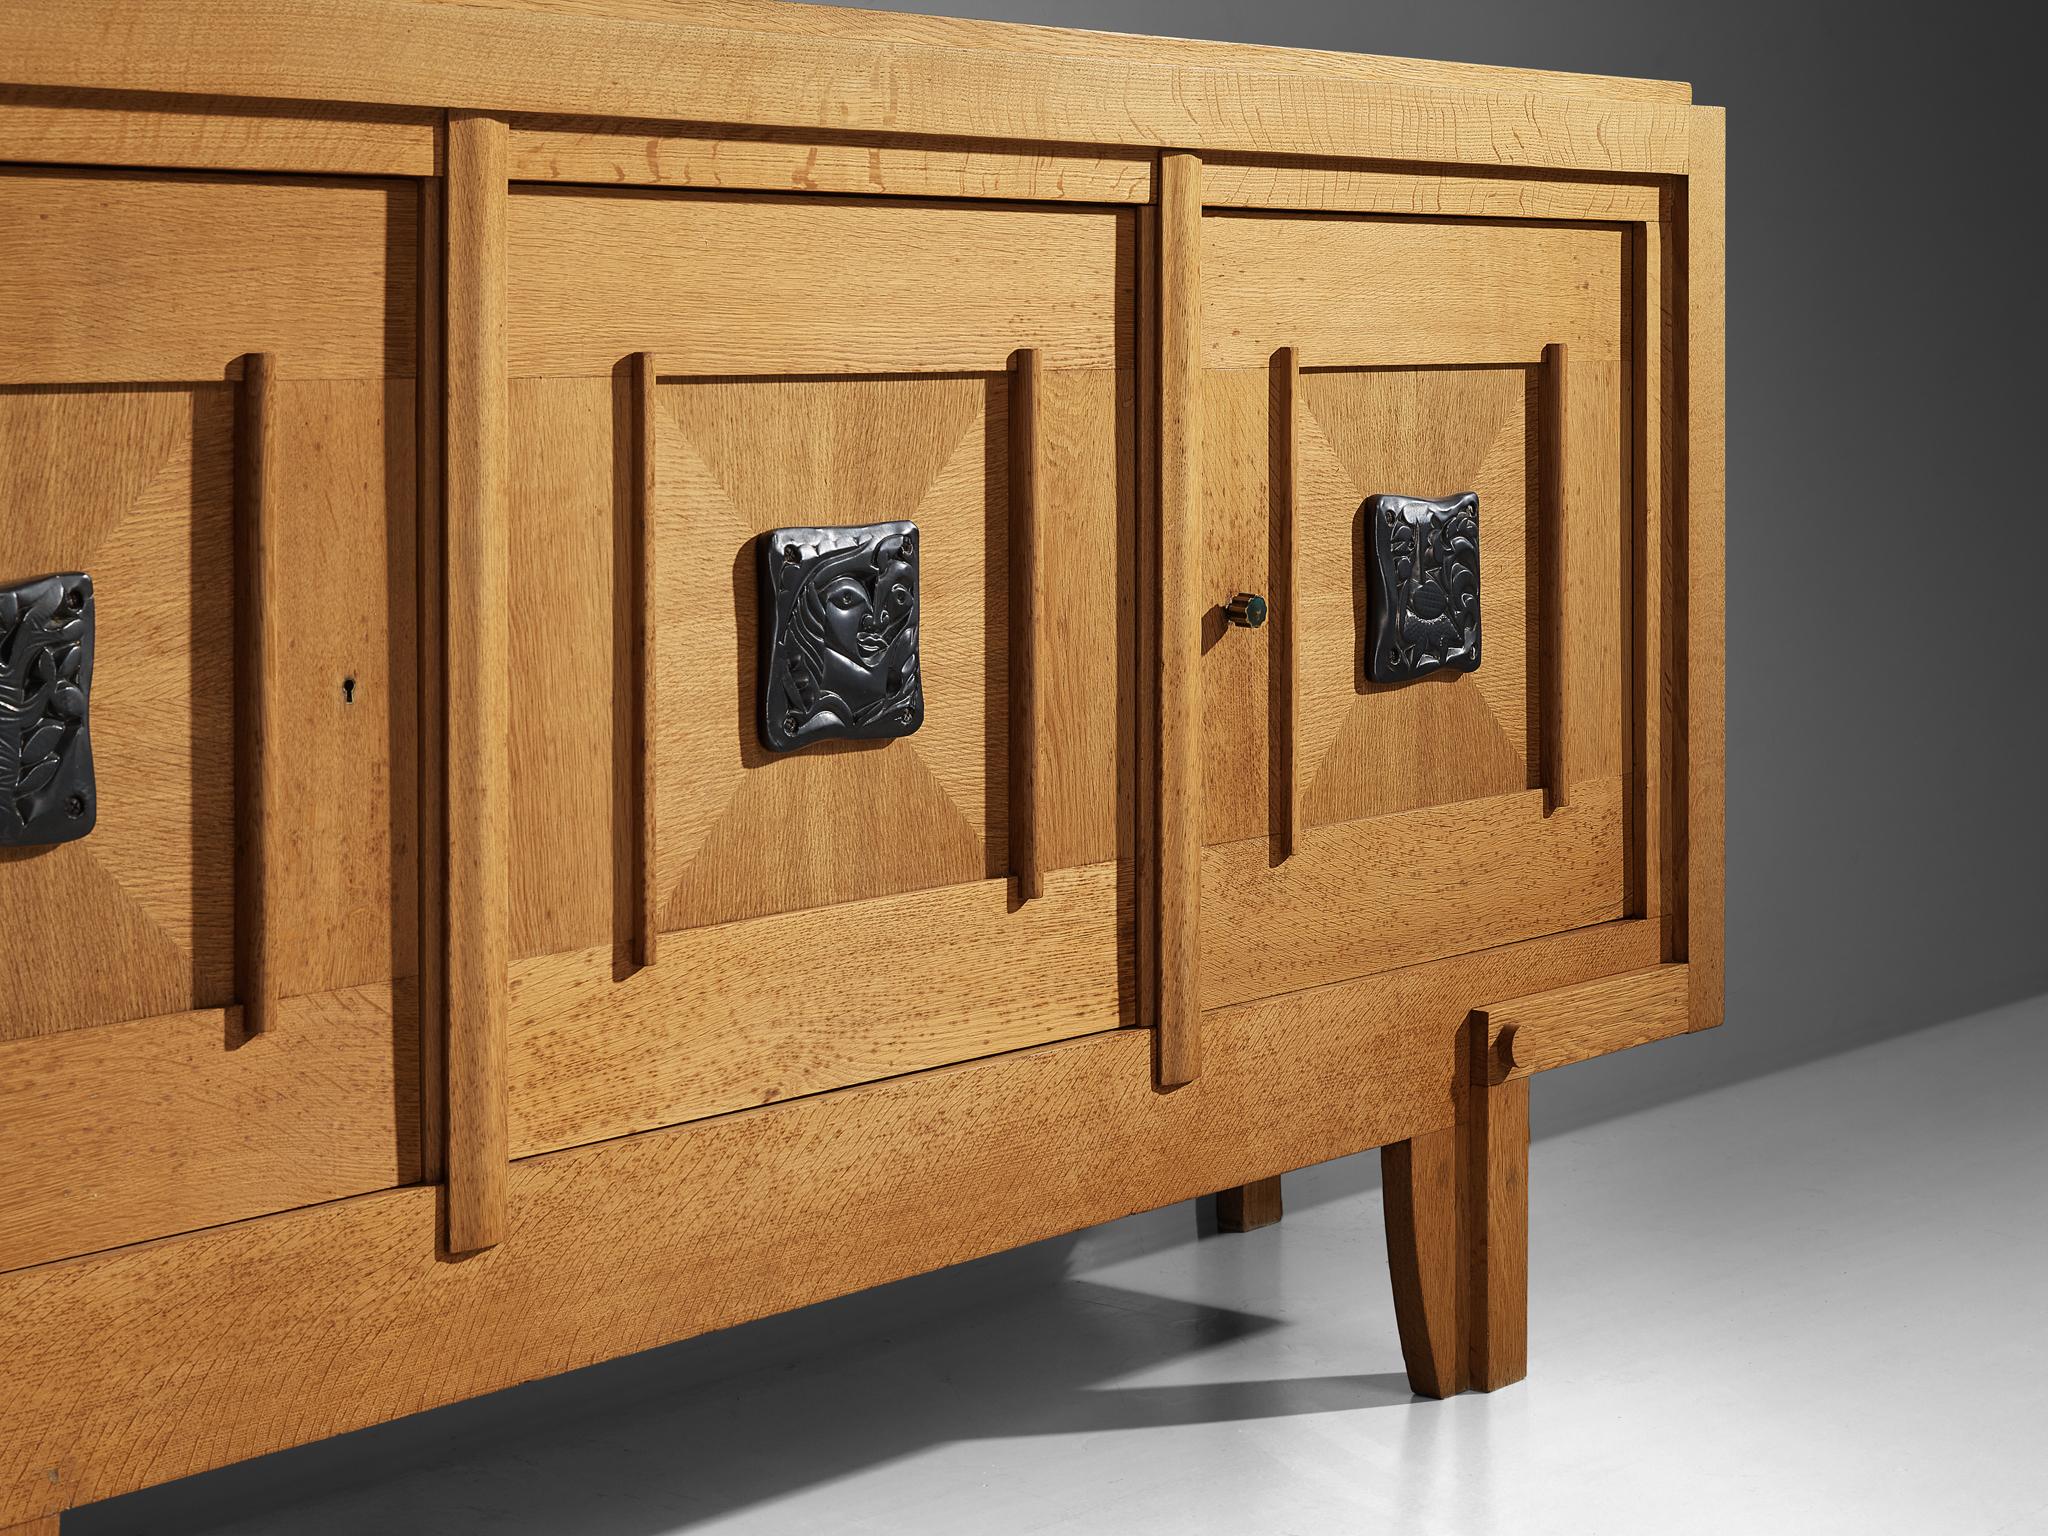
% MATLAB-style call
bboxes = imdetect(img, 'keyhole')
[342,677,356,705]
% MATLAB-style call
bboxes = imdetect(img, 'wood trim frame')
[0,920,1659,1525]
[1,3,1691,174]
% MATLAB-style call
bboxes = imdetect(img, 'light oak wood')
[1274,346,1302,859]
[453,0,1690,106]
[418,176,449,1182]
[1154,151,1203,1088]
[1382,1125,1464,1397]
[507,188,1132,376]
[1203,781,1627,1010]
[1540,341,1570,813]
[0,2,1694,173]
[1685,108,1727,1029]
[0,86,437,177]
[0,985,418,1274]
[443,110,511,1254]
[0,3,1723,1510]
[1009,347,1045,901]
[1202,158,1664,222]
[1479,962,1690,1085]
[232,353,280,1036]
[632,350,659,968]
[0,919,1658,1527]
[0,169,416,384]
[510,862,1129,1156]
[1203,364,1536,845]
[4,1514,60,1535]
[1204,215,1627,370]
[1,384,415,1040]
[1464,1071,1529,1391]
[1630,219,1675,927]
[507,117,1152,201]
[1215,1175,1283,1233]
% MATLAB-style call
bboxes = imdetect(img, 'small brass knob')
[1223,592,1268,629]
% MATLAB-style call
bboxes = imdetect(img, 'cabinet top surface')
[1,0,1704,170]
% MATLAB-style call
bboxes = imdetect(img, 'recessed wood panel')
[0,984,418,1273]
[506,187,1134,376]
[1,379,418,1039]
[0,169,417,383]
[1202,212,1627,370]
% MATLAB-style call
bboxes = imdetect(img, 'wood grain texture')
[443,0,1689,106]
[507,117,1152,201]
[1009,347,1044,901]
[0,985,418,1274]
[1684,108,1726,1031]
[1274,347,1301,859]
[1382,1124,1463,1398]
[1540,342,1570,812]
[1204,214,1627,370]
[0,86,437,176]
[1630,219,1675,927]
[509,862,1130,1156]
[417,178,448,1181]
[1215,1175,1282,1233]
[1202,159,1663,222]
[0,2,1693,173]
[1464,1073,1529,1391]
[0,918,1659,1526]
[3,1515,60,1535]
[1202,780,1628,1010]
[632,350,659,968]
[507,188,1132,376]
[233,353,280,1035]
[0,168,416,384]
[1154,151,1203,1088]
[1,378,416,1039]
[443,111,511,1254]
[1479,962,1690,1084]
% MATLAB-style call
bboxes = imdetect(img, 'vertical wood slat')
[233,350,280,1038]
[632,350,660,967]
[1630,220,1672,936]
[417,174,448,1181]
[1685,108,1727,1029]
[444,110,510,1254]
[1154,150,1203,1087]
[1008,347,1045,901]
[1132,202,1160,1045]
[1539,340,1569,814]
[1464,1069,1530,1390]
[1273,345,1301,859]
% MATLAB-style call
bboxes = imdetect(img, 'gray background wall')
[76,4,2047,1532]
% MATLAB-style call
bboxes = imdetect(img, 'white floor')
[76,994,2048,1536]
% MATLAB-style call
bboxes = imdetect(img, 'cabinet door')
[504,188,1138,1154]
[1198,212,1632,1009]
[0,167,421,1270]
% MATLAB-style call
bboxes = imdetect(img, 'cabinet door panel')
[0,168,421,1270]
[1198,211,1630,1008]
[505,187,1137,1154]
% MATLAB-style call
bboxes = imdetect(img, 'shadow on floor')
[70,1263,1415,1536]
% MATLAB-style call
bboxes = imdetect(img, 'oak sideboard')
[0,1,1725,1525]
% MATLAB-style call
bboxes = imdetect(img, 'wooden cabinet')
[1197,211,1635,1008]
[0,3,1723,1526]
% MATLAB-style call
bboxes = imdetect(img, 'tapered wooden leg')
[1215,1175,1283,1232]
[1382,1125,1465,1397]
[1384,1069,1530,1397]
[1465,1077,1530,1391]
